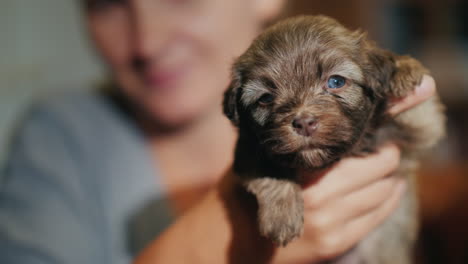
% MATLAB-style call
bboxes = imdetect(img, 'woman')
[0,0,436,263]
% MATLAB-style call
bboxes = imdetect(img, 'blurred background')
[0,0,466,263]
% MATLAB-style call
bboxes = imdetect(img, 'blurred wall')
[0,0,104,164]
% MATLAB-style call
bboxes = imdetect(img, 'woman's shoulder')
[5,87,150,181]
[23,88,125,131]
[14,87,142,149]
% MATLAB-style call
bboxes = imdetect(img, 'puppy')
[223,15,445,263]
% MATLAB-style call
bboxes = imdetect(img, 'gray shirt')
[0,90,173,263]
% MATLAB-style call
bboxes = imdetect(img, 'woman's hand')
[272,75,436,263]
[273,144,404,263]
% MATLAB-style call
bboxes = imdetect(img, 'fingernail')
[381,143,400,157]
[415,75,435,98]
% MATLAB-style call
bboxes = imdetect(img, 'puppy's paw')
[245,178,304,246]
[258,200,304,246]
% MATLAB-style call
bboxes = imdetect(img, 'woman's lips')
[144,64,190,91]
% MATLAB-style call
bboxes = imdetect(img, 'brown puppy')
[223,15,445,263]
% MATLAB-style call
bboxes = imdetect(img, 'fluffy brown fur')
[223,15,445,263]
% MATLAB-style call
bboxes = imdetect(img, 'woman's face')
[85,0,281,129]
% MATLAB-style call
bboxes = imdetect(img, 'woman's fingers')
[301,144,401,207]
[388,75,436,116]
[309,178,407,260]
[305,176,405,232]
[337,179,406,254]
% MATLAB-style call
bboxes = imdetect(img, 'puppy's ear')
[223,67,243,126]
[364,44,429,99]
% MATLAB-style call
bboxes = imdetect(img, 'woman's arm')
[135,145,402,264]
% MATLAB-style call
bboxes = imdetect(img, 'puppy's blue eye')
[327,75,346,89]
[258,93,275,105]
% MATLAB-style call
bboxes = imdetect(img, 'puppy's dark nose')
[292,115,317,137]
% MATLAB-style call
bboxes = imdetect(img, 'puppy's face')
[224,16,398,168]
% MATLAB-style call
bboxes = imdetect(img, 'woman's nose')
[130,3,172,61]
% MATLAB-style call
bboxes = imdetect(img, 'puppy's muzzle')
[292,114,318,137]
